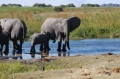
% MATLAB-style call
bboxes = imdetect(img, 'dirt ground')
[11,53,120,79]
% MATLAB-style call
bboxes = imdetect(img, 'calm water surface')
[2,38,120,59]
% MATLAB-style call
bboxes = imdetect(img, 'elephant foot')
[57,48,61,52]
[62,48,66,52]
[13,48,19,51]
[62,44,67,52]
[3,50,9,53]
[18,49,22,52]
[30,49,36,53]
[30,50,36,53]
[47,47,51,51]
[40,47,43,51]
[3,52,9,55]
[0,49,2,52]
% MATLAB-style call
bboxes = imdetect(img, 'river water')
[2,38,120,59]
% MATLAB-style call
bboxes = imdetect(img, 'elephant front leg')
[57,33,62,52]
[30,46,36,53]
[62,44,67,52]
[0,44,3,56]
[46,40,50,51]
[3,43,9,54]
[40,44,43,51]
[19,39,24,52]
[62,39,67,52]
[57,42,62,52]
[12,40,19,50]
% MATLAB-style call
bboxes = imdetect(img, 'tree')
[66,3,76,7]
[1,4,22,7]
[47,4,53,7]
[33,3,52,7]
[60,5,66,8]
[81,4,100,7]
[1,4,7,7]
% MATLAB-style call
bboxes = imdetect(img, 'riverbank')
[10,53,120,79]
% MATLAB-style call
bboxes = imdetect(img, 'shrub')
[53,6,63,12]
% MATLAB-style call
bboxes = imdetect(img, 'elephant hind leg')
[57,42,61,52]
[19,39,23,51]
[3,43,9,53]
[62,44,67,52]
[12,40,20,50]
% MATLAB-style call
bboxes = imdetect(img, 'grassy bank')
[0,7,120,39]
[0,60,40,79]
[0,54,119,79]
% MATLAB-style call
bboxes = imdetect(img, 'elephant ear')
[68,16,81,32]
[0,19,6,30]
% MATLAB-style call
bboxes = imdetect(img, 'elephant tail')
[20,20,27,41]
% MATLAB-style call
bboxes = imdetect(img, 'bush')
[53,6,63,12]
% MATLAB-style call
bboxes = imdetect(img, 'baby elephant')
[30,32,55,53]
[0,30,9,54]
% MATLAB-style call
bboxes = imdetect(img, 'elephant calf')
[0,30,9,53]
[30,32,56,53]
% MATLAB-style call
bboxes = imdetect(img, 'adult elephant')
[0,18,27,51]
[41,16,81,51]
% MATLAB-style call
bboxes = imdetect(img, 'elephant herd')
[0,16,81,54]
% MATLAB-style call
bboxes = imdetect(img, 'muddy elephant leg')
[3,43,9,53]
[62,43,67,51]
[12,40,20,50]
[16,42,20,50]
[30,46,36,53]
[46,40,50,51]
[19,39,23,51]
[62,35,67,52]
[40,44,43,51]
[0,44,3,55]
[43,46,46,53]
[57,33,62,52]
[12,41,16,50]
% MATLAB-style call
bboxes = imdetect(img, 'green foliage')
[66,3,76,7]
[53,6,63,12]
[1,4,22,7]
[81,4,100,7]
[33,3,53,7]
[60,3,76,7]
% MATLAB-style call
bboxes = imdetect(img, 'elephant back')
[68,16,81,32]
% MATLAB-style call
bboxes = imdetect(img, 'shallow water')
[1,38,120,59]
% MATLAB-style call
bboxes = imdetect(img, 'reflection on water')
[1,38,120,59]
